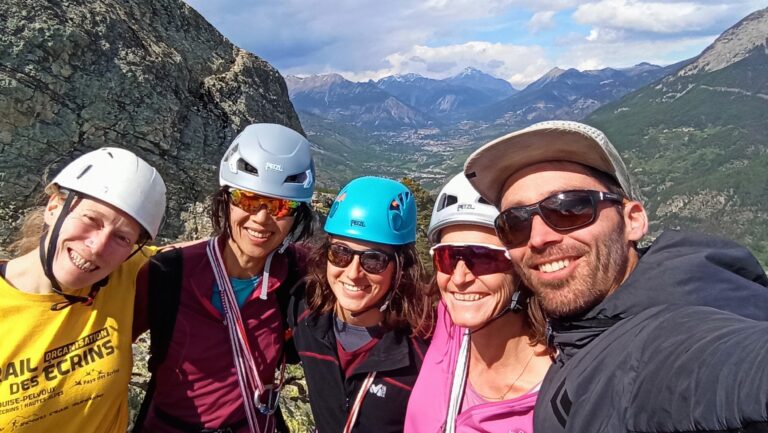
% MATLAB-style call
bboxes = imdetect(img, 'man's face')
[499,161,645,318]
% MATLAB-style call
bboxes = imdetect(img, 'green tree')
[401,177,435,273]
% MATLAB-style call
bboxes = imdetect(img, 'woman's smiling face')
[435,224,516,331]
[326,236,395,325]
[45,195,142,291]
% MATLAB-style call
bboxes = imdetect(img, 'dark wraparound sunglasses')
[327,243,394,274]
[495,190,625,248]
[430,243,512,276]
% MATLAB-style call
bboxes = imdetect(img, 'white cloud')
[528,11,557,32]
[557,34,720,70]
[185,0,534,73]
[183,0,766,87]
[573,0,730,33]
[585,27,626,42]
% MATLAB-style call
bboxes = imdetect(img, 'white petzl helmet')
[427,172,499,244]
[219,123,316,202]
[47,147,167,239]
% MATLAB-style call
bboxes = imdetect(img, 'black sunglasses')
[495,190,625,248]
[327,243,394,274]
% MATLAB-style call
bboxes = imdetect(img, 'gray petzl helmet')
[427,172,499,244]
[219,123,316,202]
[46,147,167,239]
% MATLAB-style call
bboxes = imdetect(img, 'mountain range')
[289,6,768,264]
[286,62,686,132]
[472,61,688,126]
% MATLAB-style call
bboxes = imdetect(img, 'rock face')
[678,7,768,76]
[0,0,302,248]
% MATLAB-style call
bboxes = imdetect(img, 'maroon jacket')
[133,238,305,432]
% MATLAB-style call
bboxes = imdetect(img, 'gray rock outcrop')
[0,0,302,248]
[678,7,768,76]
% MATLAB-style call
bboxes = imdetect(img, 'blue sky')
[184,0,766,87]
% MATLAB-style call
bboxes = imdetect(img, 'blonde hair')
[8,189,61,256]
[8,207,47,256]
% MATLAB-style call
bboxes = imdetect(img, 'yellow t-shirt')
[0,250,151,433]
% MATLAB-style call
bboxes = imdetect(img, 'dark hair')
[210,186,315,242]
[583,165,629,198]
[305,236,434,338]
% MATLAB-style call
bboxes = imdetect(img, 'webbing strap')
[38,193,106,310]
[342,372,376,433]
[207,237,282,433]
[444,328,470,433]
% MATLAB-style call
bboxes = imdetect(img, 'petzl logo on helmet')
[265,162,283,171]
[457,204,475,211]
[351,219,366,227]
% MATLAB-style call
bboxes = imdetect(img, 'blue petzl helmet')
[324,177,417,245]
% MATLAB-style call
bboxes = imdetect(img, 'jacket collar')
[548,230,768,363]
[304,311,412,374]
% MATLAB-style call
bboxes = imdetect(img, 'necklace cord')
[472,347,536,401]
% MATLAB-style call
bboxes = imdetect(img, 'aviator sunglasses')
[495,189,626,248]
[229,188,300,217]
[430,243,512,276]
[327,243,394,274]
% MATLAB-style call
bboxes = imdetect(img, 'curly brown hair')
[305,236,434,339]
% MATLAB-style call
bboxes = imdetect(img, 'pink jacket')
[404,302,537,433]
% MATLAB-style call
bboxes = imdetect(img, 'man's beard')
[518,227,629,319]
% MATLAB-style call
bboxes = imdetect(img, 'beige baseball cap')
[464,120,636,207]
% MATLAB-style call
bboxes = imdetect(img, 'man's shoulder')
[611,229,768,319]
[538,305,768,432]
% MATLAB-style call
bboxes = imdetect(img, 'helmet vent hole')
[238,160,259,176]
[391,213,404,231]
[477,196,491,205]
[284,172,307,184]
[76,165,93,180]
[436,194,458,211]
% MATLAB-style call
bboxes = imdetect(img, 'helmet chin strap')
[39,192,109,311]
[349,252,402,319]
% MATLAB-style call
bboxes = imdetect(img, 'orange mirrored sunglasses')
[229,189,300,217]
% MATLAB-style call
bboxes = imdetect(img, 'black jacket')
[287,287,427,433]
[536,230,768,433]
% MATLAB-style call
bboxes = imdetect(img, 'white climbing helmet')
[427,172,499,244]
[47,147,167,239]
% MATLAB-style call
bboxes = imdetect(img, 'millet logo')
[369,383,387,398]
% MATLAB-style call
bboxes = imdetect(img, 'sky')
[184,0,766,88]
